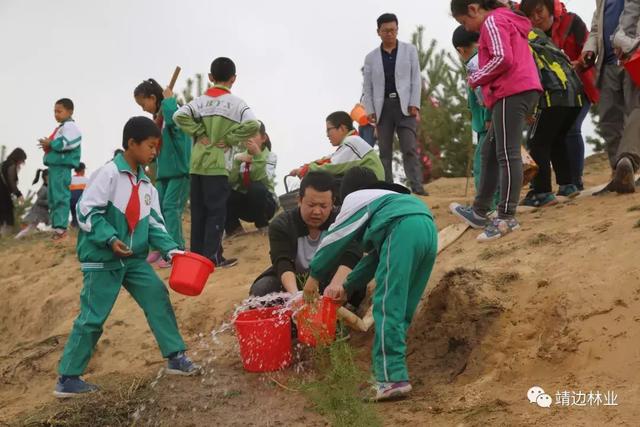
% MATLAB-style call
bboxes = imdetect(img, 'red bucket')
[624,50,640,87]
[234,306,293,372]
[168,252,215,296]
[295,296,339,347]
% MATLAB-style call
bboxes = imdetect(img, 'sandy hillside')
[2,153,640,426]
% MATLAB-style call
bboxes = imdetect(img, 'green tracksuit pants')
[48,166,72,230]
[58,259,186,376]
[473,131,499,211]
[372,215,437,382]
[156,177,190,248]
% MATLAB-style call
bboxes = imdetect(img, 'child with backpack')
[15,169,50,239]
[449,0,541,241]
[521,29,585,207]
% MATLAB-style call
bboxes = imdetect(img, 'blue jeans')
[565,101,591,189]
[359,124,376,147]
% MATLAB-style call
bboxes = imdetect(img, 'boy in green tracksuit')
[54,117,199,398]
[303,167,438,402]
[174,57,260,268]
[38,98,82,240]
[134,78,192,266]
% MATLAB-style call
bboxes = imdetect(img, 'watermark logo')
[527,386,619,408]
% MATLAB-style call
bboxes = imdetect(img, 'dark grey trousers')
[474,90,539,219]
[599,63,640,171]
[377,98,424,191]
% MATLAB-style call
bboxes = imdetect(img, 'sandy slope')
[2,153,640,426]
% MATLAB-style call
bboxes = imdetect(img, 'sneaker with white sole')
[367,381,413,402]
[166,351,201,376]
[449,203,489,229]
[477,217,520,242]
[53,376,99,398]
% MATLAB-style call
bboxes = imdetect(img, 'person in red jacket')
[521,0,600,190]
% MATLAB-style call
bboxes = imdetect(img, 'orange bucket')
[168,252,214,296]
[295,296,339,346]
[350,103,370,127]
[624,50,640,87]
[235,306,293,372]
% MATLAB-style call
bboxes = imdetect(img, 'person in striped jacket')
[54,117,199,398]
[303,167,437,401]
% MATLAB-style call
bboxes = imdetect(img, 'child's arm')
[469,16,514,88]
[161,97,181,132]
[147,186,181,254]
[308,207,369,283]
[343,251,379,297]
[222,120,261,148]
[76,167,119,246]
[248,151,277,184]
[50,122,82,152]
[173,100,207,139]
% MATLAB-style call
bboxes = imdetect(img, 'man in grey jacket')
[583,0,640,194]
[363,13,427,196]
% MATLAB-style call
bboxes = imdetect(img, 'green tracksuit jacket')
[173,85,260,176]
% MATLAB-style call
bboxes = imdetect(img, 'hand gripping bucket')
[295,296,339,347]
[234,306,293,372]
[169,252,215,296]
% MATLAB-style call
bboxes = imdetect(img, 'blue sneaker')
[557,184,580,198]
[166,351,201,376]
[449,203,489,229]
[520,192,558,208]
[53,376,99,398]
[477,218,520,242]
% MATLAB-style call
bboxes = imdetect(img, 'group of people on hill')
[450,0,640,241]
[1,0,639,405]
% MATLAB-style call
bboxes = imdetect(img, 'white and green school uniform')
[43,118,82,231]
[309,190,437,382]
[58,154,185,376]
[303,132,385,180]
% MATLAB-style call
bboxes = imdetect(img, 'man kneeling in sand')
[250,171,365,307]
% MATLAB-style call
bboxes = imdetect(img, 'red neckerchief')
[242,161,252,188]
[205,86,231,98]
[125,175,142,233]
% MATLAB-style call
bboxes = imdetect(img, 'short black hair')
[452,25,480,48]
[520,0,554,17]
[113,149,124,159]
[210,57,236,82]
[326,111,355,132]
[299,171,335,199]
[74,162,86,173]
[122,116,161,149]
[134,78,164,112]
[340,167,378,200]
[377,13,398,29]
[56,98,74,112]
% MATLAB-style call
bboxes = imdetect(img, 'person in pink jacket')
[449,0,542,242]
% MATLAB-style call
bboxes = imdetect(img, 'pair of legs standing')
[377,98,425,195]
[190,174,229,265]
[156,177,190,248]
[48,166,72,233]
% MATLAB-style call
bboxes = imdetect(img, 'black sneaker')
[412,187,429,196]
[217,257,238,269]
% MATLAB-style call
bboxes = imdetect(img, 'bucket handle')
[284,175,298,194]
